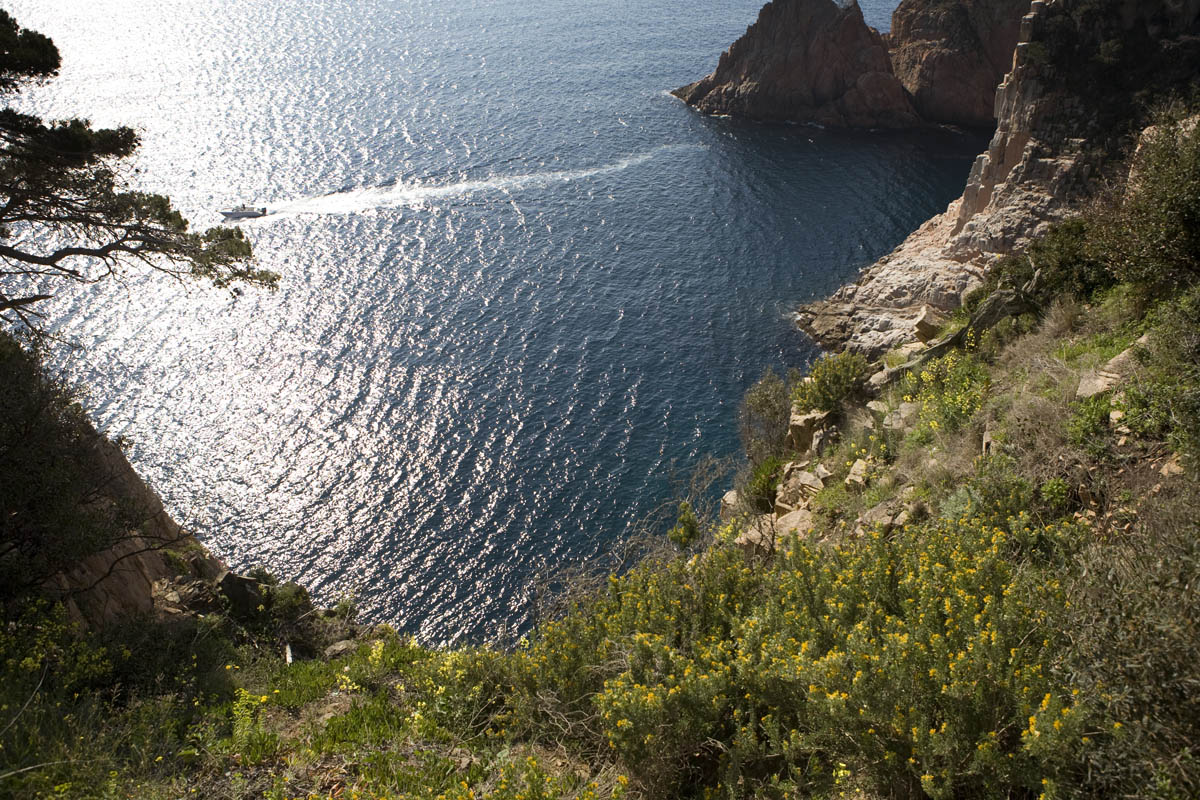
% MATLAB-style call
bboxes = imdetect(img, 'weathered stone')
[845,459,869,489]
[673,0,920,128]
[776,468,825,512]
[324,640,358,660]
[811,426,837,456]
[1076,370,1120,399]
[858,501,897,533]
[720,489,741,522]
[184,549,226,583]
[776,508,815,537]
[886,0,1028,127]
[1160,455,1184,477]
[867,400,889,416]
[1077,335,1150,398]
[735,515,779,557]
[913,304,948,342]
[814,463,833,481]
[788,410,832,454]
[217,570,266,620]
[883,402,920,433]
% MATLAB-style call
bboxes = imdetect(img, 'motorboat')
[219,204,268,220]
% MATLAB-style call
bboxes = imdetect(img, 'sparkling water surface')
[8,0,984,643]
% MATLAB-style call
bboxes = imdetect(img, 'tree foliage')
[0,10,275,328]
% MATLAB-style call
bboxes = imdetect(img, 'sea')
[7,0,985,644]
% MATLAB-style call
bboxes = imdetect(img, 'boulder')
[845,459,869,489]
[884,402,920,433]
[811,426,838,457]
[855,501,900,535]
[217,570,266,620]
[735,515,780,557]
[1076,335,1150,398]
[776,507,815,537]
[913,304,948,342]
[787,409,832,454]
[324,639,358,660]
[720,489,741,522]
[775,468,825,513]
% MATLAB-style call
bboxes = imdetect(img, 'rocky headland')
[679,0,1200,357]
[671,0,919,127]
[672,0,1026,129]
[797,0,1200,356]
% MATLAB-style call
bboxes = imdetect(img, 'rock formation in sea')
[798,0,1200,357]
[885,0,1029,127]
[671,0,920,128]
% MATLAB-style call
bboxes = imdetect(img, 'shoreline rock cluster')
[672,0,919,128]
[672,0,1026,130]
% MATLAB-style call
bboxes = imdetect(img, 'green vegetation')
[5,10,1200,800]
[739,367,797,468]
[792,351,869,413]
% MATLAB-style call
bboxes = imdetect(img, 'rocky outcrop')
[43,427,218,627]
[886,0,1029,127]
[800,0,1200,356]
[672,0,920,127]
[42,422,230,628]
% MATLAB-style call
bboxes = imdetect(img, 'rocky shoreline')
[797,0,1093,356]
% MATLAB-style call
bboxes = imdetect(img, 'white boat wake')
[265,144,699,218]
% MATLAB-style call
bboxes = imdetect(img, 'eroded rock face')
[799,0,1200,356]
[673,0,919,127]
[44,422,227,629]
[886,0,1029,127]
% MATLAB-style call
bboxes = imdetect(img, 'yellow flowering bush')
[901,351,989,440]
[513,511,1090,798]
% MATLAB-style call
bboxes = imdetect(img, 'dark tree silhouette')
[0,10,275,328]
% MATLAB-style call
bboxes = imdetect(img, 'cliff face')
[798,0,1200,356]
[46,426,227,628]
[672,0,920,127]
[886,0,1029,127]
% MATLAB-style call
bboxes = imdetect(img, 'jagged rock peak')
[886,0,1030,127]
[672,0,920,128]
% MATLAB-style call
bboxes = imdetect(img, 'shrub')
[991,217,1116,305]
[900,351,989,438]
[1095,114,1200,296]
[739,368,795,467]
[792,351,869,414]
[667,501,700,549]
[1120,285,1200,466]
[1039,477,1070,514]
[1066,392,1112,458]
[0,332,142,608]
[517,513,1087,799]
[744,456,783,513]
[1065,484,1200,797]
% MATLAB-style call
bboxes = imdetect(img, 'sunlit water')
[7,0,983,643]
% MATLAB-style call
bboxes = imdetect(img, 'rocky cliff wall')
[798,0,1200,356]
[672,0,920,127]
[886,0,1029,126]
[46,424,227,628]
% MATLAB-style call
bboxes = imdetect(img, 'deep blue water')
[8,0,984,643]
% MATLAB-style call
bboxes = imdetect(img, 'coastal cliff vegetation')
[3,5,1200,800]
